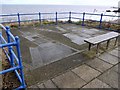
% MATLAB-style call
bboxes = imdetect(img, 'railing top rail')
[58,12,69,14]
[103,14,120,17]
[20,13,38,15]
[85,13,101,16]
[71,12,83,14]
[0,12,119,17]
[0,24,16,41]
[0,14,17,17]
[0,24,6,30]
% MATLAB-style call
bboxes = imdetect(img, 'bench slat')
[84,32,119,45]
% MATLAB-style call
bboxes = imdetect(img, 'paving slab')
[22,32,40,41]
[72,64,101,82]
[98,52,119,65]
[33,37,49,45]
[56,26,66,32]
[80,29,105,35]
[111,64,120,74]
[30,47,44,69]
[43,80,57,88]
[98,69,119,88]
[85,58,113,72]
[30,42,74,69]
[115,46,120,51]
[25,52,86,86]
[63,33,86,45]
[82,79,111,88]
[71,29,93,38]
[28,85,39,88]
[108,49,120,58]
[37,83,45,88]
[52,71,86,88]
[66,25,79,30]
[79,33,92,38]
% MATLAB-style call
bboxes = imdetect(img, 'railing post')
[68,12,72,23]
[82,12,85,26]
[17,13,21,27]
[55,12,58,25]
[15,36,26,88]
[39,12,41,25]
[99,13,103,29]
[0,33,2,44]
[5,26,14,66]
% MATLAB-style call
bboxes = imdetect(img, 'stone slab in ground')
[98,52,119,65]
[37,83,45,88]
[108,49,120,58]
[110,63,120,74]
[83,79,111,88]
[98,69,119,88]
[33,37,49,45]
[30,42,75,69]
[25,52,86,86]
[28,85,39,88]
[85,58,113,72]
[52,71,86,88]
[22,32,40,41]
[43,80,57,88]
[115,46,120,51]
[63,33,86,45]
[56,26,67,32]
[80,29,104,35]
[72,64,101,82]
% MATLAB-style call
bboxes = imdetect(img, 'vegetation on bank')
[2,20,120,31]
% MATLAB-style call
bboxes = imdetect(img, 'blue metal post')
[68,12,72,23]
[15,36,26,88]
[55,12,58,25]
[39,12,41,25]
[17,13,21,27]
[82,12,85,26]
[6,26,14,66]
[99,13,103,29]
[0,33,2,44]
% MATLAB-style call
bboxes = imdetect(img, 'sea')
[0,5,118,22]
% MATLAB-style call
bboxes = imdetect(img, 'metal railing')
[0,12,120,30]
[0,24,26,89]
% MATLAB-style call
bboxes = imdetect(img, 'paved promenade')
[29,46,120,89]
[3,23,119,89]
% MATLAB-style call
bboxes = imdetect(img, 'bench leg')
[106,40,110,49]
[96,43,100,54]
[88,43,91,51]
[114,37,118,46]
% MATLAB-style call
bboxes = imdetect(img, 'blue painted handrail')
[0,12,119,30]
[0,24,26,89]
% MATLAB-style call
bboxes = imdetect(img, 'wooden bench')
[84,32,119,53]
